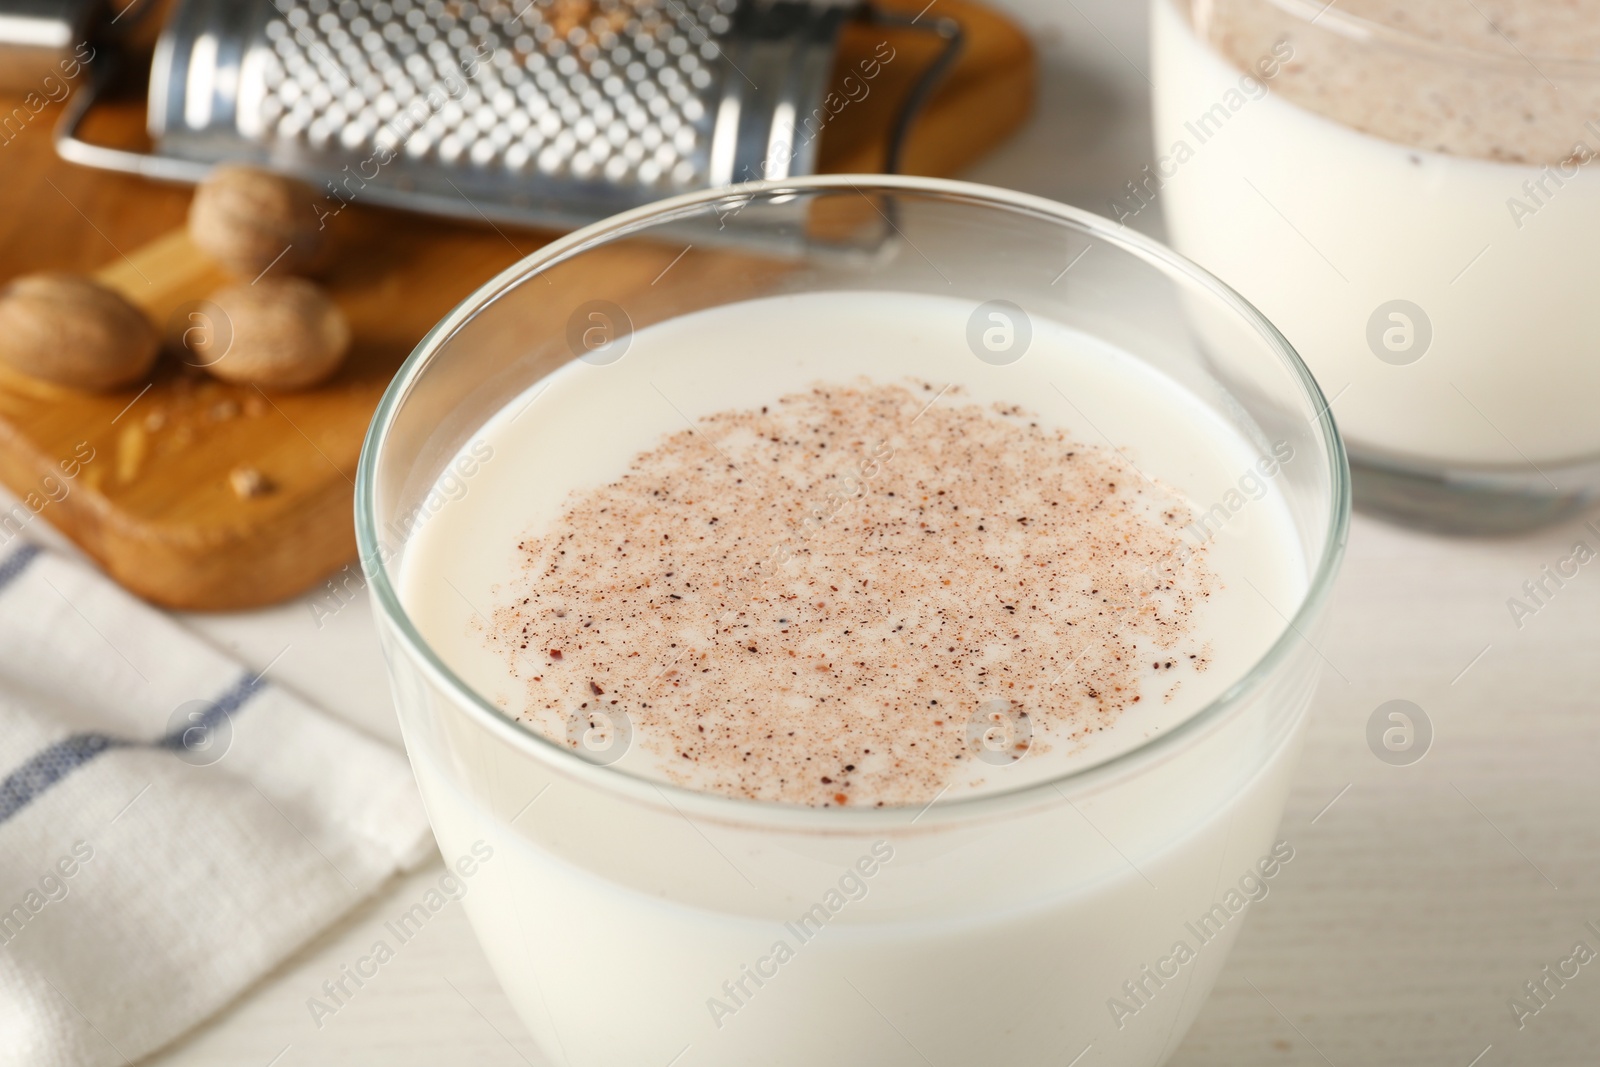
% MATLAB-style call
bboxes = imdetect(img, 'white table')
[20,0,1600,1063]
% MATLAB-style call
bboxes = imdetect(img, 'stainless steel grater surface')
[54,0,957,233]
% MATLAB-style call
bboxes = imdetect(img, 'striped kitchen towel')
[0,541,433,1067]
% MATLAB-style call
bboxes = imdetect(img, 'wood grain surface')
[0,0,1033,610]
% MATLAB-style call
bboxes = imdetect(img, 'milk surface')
[398,290,1305,799]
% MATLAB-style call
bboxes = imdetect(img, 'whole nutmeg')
[0,273,159,391]
[189,165,327,278]
[195,278,351,390]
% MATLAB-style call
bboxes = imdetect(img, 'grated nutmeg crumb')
[483,381,1213,807]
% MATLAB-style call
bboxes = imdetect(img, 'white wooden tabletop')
[17,0,1600,1064]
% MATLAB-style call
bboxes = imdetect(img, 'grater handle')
[867,6,964,175]
[53,54,211,182]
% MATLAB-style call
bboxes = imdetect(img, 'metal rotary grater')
[54,0,958,233]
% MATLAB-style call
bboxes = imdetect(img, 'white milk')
[401,291,1302,791]
[392,290,1315,1066]
[1151,0,1600,471]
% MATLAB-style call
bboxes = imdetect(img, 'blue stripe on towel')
[0,734,133,824]
[0,542,41,595]
[155,672,265,751]
[0,671,267,826]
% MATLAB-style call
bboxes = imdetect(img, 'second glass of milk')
[358,176,1348,1066]
[1152,0,1600,532]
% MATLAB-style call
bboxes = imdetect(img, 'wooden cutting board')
[0,0,1033,610]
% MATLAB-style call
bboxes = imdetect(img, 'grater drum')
[55,0,960,232]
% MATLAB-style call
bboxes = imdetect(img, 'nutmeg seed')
[189,165,327,278]
[195,278,351,390]
[0,273,159,391]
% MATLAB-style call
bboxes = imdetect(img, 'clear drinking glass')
[1152,0,1600,533]
[357,175,1348,1067]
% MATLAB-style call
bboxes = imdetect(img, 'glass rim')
[355,174,1351,833]
[1260,0,1600,73]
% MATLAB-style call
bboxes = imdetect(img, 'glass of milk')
[357,176,1348,1067]
[1151,0,1600,532]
